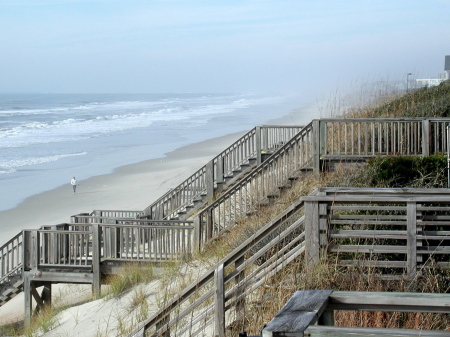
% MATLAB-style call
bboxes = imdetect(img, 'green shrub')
[367,154,447,188]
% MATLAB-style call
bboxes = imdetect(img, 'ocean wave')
[0,94,286,149]
[0,152,88,175]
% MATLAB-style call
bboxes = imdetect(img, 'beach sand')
[0,102,320,330]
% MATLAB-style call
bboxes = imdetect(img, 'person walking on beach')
[71,177,78,194]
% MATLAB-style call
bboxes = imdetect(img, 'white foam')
[0,152,87,174]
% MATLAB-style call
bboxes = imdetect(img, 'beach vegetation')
[104,262,154,299]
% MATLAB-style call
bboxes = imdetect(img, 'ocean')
[0,92,309,212]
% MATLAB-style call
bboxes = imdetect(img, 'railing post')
[206,209,213,240]
[92,224,101,298]
[23,272,32,326]
[23,230,39,271]
[422,119,430,156]
[312,120,321,172]
[407,202,417,277]
[193,215,201,250]
[262,127,269,152]
[305,200,320,267]
[215,263,225,337]
[206,160,215,201]
[256,126,262,165]
[320,120,327,157]
[216,157,224,184]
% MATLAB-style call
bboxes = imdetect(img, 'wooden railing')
[263,290,450,336]
[194,122,314,245]
[22,220,195,272]
[0,232,23,283]
[314,118,450,170]
[142,126,303,220]
[99,222,194,261]
[302,187,450,275]
[130,199,307,337]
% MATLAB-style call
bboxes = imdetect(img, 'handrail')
[130,198,306,337]
[0,231,23,284]
[195,122,313,245]
[142,126,304,220]
[316,118,450,163]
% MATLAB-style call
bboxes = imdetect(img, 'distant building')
[416,55,450,87]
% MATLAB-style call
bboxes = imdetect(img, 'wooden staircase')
[0,273,23,307]
[2,117,450,326]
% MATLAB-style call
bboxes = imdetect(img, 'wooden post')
[256,126,262,165]
[319,201,328,253]
[305,200,320,267]
[262,127,269,152]
[215,263,225,337]
[29,230,39,271]
[422,119,430,156]
[23,272,32,326]
[206,209,213,240]
[91,224,101,298]
[216,158,224,184]
[193,216,201,250]
[206,160,215,202]
[312,120,321,172]
[407,202,417,277]
[319,120,327,157]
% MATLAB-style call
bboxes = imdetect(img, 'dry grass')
[104,262,155,298]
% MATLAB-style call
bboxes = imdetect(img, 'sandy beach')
[0,102,320,330]
[0,102,319,244]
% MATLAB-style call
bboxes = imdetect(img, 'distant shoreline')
[0,101,320,245]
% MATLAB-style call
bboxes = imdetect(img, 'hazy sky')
[0,1,449,95]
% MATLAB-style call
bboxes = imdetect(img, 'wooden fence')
[263,290,450,336]
[314,118,450,170]
[302,187,450,276]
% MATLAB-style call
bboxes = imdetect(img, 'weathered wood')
[262,290,333,337]
[305,201,320,266]
[328,291,450,313]
[406,202,417,276]
[214,263,225,337]
[312,120,321,172]
[206,160,215,202]
[23,273,32,326]
[305,325,450,336]
[91,224,101,298]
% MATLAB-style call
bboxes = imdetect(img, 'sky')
[0,0,449,95]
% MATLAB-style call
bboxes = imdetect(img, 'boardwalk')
[1,117,450,329]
